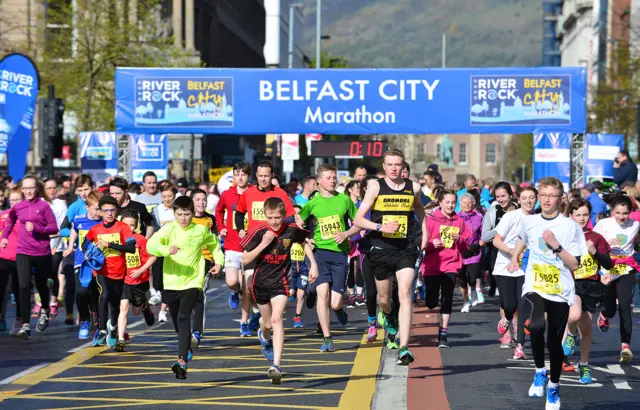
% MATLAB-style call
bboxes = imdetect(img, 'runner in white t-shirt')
[593,194,639,364]
[508,177,587,410]
[492,186,537,358]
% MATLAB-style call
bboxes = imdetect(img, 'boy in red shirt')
[115,209,157,352]
[87,196,136,348]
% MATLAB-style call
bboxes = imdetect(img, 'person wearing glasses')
[1,176,60,339]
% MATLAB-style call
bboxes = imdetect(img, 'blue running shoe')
[579,365,592,384]
[106,320,118,348]
[240,322,251,337]
[78,321,91,339]
[563,333,577,357]
[384,312,398,336]
[248,312,262,332]
[92,330,107,347]
[187,348,194,362]
[546,383,560,410]
[528,369,547,397]
[320,337,335,352]
[229,291,240,310]
[335,308,348,326]
[258,329,274,361]
[293,316,303,328]
[191,331,201,349]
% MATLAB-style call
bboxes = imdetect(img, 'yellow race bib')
[98,233,122,257]
[291,243,305,261]
[373,195,414,212]
[78,229,89,248]
[574,254,598,280]
[252,202,265,221]
[319,215,342,240]
[532,264,562,295]
[440,226,460,249]
[609,258,630,276]
[382,215,408,238]
[126,249,141,269]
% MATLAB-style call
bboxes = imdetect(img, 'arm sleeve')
[34,206,59,235]
[146,225,171,257]
[109,242,136,253]
[298,201,311,221]
[596,252,613,270]
[1,207,16,240]
[214,195,226,232]
[235,211,247,233]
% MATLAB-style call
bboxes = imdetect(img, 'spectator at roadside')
[613,149,637,187]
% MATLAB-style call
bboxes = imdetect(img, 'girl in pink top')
[421,189,475,348]
[0,188,23,335]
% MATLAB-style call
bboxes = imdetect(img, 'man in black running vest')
[355,149,426,365]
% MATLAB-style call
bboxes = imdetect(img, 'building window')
[45,0,74,61]
[422,143,428,155]
[436,143,441,159]
[459,143,467,164]
[486,143,496,164]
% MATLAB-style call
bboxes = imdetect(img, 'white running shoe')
[149,290,162,306]
[158,311,168,323]
[460,303,471,313]
[470,290,478,307]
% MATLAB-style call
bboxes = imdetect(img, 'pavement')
[0,282,638,410]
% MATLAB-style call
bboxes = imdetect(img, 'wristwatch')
[552,244,563,254]
[376,224,382,232]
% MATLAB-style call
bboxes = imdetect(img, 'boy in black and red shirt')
[241,197,317,385]
[115,209,157,352]
[87,196,136,348]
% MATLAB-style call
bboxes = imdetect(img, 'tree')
[30,0,196,132]
[503,134,533,183]
[310,51,350,69]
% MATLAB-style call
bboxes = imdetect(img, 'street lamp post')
[288,2,304,69]
[316,0,321,69]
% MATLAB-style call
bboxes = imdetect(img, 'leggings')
[74,267,98,322]
[152,257,164,291]
[346,257,364,289]
[16,254,52,323]
[165,288,200,359]
[0,258,19,319]
[362,254,399,320]
[192,260,212,335]
[96,275,124,331]
[602,273,635,344]
[522,293,569,384]
[62,262,75,315]
[496,275,528,344]
[425,272,457,315]
[50,252,63,296]
[459,263,481,288]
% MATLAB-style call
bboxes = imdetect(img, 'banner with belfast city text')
[533,132,571,191]
[115,67,587,135]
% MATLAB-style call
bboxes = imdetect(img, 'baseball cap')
[177,178,189,188]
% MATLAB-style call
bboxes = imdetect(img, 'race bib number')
[574,254,598,280]
[252,202,265,221]
[126,249,141,269]
[440,226,460,249]
[532,264,562,295]
[78,229,89,248]
[609,261,630,276]
[291,243,305,261]
[97,233,122,257]
[382,215,408,238]
[319,215,342,240]
[232,211,248,230]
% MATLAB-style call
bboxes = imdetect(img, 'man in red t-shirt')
[234,161,295,333]
[215,161,253,336]
[86,196,136,349]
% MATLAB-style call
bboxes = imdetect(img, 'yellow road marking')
[337,335,384,410]
[86,355,355,366]
[77,362,355,372]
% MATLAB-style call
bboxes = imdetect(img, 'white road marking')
[0,363,51,385]
[613,379,632,390]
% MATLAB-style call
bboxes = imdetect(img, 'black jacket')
[613,159,638,186]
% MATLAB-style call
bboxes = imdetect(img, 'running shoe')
[248,312,262,332]
[438,334,450,348]
[158,310,168,323]
[293,316,303,328]
[49,303,59,320]
[268,364,282,385]
[387,334,399,350]
[597,313,609,332]
[620,344,633,364]
[336,308,348,326]
[562,357,575,372]
[36,312,49,332]
[172,359,187,379]
[17,323,31,340]
[10,319,23,336]
[115,340,126,352]
[500,333,512,349]
[513,344,527,360]
[229,291,240,310]
[240,322,251,337]
[258,329,274,361]
[31,302,41,318]
[367,324,377,343]
[470,291,478,307]
[563,333,577,357]
[383,312,398,336]
[460,302,470,313]
[143,304,155,326]
[497,318,509,335]
[149,290,161,306]
[578,365,592,384]
[64,313,74,326]
[0,318,5,332]
[124,332,130,344]
[356,295,366,307]
[78,321,90,339]
[476,289,485,305]
[92,330,107,347]
[192,331,201,349]
[320,337,335,352]
[347,295,356,308]
[187,348,194,362]
[377,310,387,328]
[528,369,547,397]
[546,383,560,410]
[106,320,118,347]
[397,346,414,365]
[306,290,317,309]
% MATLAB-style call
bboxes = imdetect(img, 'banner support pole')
[47,85,55,179]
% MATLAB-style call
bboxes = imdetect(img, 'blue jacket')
[456,187,491,212]
[613,160,638,187]
[59,196,87,238]
[587,192,607,225]
[79,240,104,288]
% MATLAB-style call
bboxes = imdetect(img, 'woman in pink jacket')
[1,176,59,339]
[421,189,478,348]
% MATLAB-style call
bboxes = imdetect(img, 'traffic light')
[50,98,64,157]
[38,97,64,159]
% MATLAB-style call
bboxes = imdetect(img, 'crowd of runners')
[0,149,638,410]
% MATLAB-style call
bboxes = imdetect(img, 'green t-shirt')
[299,192,358,253]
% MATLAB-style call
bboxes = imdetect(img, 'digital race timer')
[310,141,388,158]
